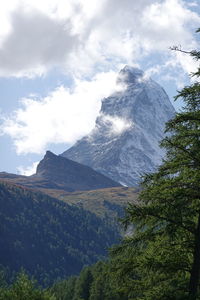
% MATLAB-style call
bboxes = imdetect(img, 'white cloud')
[0,6,78,77]
[0,0,199,77]
[1,71,122,154]
[101,114,133,135]
[186,1,198,8]
[0,0,200,158]
[17,161,39,176]
[66,0,200,76]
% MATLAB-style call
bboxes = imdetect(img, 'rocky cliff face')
[33,150,121,191]
[61,66,175,186]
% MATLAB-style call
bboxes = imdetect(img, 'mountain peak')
[117,65,144,85]
[35,151,121,191]
[45,150,55,158]
[121,65,144,75]
[61,67,175,186]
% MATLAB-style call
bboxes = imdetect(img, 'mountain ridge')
[33,150,121,191]
[0,151,121,192]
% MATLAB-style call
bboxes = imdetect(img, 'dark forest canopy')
[0,181,120,287]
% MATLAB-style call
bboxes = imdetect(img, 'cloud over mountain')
[0,0,199,77]
[1,71,121,154]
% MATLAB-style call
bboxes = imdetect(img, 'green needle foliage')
[0,271,55,300]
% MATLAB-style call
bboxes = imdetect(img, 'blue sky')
[0,0,200,175]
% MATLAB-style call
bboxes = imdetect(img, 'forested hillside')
[0,181,121,286]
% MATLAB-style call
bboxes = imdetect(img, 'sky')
[0,0,200,175]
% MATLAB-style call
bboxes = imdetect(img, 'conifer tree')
[73,267,93,300]
[0,271,55,300]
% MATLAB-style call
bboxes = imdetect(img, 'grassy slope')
[0,174,139,219]
[41,186,139,217]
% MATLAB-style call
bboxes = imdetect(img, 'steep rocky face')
[33,150,121,191]
[61,66,175,186]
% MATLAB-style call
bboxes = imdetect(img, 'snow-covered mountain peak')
[117,65,145,86]
[61,66,175,186]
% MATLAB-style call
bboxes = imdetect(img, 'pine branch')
[127,205,195,234]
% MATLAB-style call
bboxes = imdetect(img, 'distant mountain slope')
[62,66,175,186]
[0,181,120,286]
[43,186,138,218]
[33,150,121,191]
[0,151,121,192]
